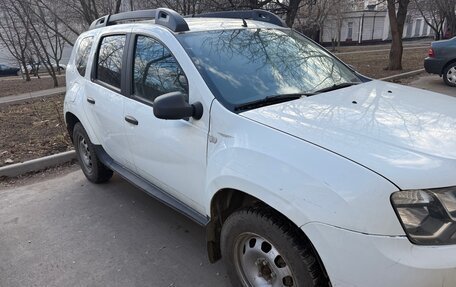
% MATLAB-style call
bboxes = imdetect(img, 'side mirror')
[153,92,203,120]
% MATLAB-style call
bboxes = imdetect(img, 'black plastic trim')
[124,115,139,125]
[94,145,209,226]
[89,8,190,32]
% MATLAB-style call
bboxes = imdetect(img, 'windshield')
[177,28,362,111]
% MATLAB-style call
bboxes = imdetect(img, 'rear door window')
[96,35,126,90]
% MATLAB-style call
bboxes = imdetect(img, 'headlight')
[391,187,456,245]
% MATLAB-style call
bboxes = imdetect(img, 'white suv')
[64,8,456,287]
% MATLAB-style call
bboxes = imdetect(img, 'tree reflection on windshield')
[178,28,361,110]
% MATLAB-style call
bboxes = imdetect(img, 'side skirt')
[94,145,210,226]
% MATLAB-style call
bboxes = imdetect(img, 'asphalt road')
[0,171,230,287]
[409,74,456,96]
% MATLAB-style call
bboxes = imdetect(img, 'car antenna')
[242,18,247,27]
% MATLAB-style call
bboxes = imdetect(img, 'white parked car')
[64,8,456,287]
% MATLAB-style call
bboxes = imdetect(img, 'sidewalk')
[0,86,66,106]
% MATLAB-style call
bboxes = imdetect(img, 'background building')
[320,1,434,45]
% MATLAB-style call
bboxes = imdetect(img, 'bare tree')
[7,0,60,86]
[0,0,31,80]
[30,0,128,46]
[387,0,410,70]
[436,0,456,37]
[294,0,334,41]
[413,0,445,39]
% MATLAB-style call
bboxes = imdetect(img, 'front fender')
[206,101,404,236]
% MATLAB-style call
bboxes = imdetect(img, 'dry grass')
[0,76,65,98]
[338,47,428,79]
[0,94,72,167]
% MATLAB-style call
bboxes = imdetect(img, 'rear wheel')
[443,63,456,87]
[221,207,329,287]
[73,122,113,183]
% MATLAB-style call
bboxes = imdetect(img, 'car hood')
[241,80,456,190]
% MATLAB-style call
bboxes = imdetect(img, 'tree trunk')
[285,0,301,27]
[114,0,122,14]
[52,75,59,87]
[387,0,410,70]
[20,61,31,81]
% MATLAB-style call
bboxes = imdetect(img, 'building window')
[415,19,422,36]
[347,22,354,40]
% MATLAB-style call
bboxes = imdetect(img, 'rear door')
[84,33,135,170]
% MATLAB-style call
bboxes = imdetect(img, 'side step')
[95,146,209,226]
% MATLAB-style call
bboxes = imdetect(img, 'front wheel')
[443,63,456,87]
[73,122,113,183]
[221,207,329,287]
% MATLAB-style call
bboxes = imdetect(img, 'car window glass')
[178,29,361,109]
[75,37,93,77]
[133,36,188,102]
[96,35,126,89]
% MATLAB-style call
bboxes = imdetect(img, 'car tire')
[443,63,456,87]
[73,122,113,183]
[221,207,329,287]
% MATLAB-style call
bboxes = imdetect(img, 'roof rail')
[88,8,190,32]
[192,9,287,28]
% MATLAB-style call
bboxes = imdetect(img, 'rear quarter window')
[75,36,94,77]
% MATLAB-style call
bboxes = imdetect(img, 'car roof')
[77,16,289,44]
[120,17,285,33]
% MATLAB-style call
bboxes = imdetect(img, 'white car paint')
[64,18,456,287]
[303,222,456,287]
[242,80,456,190]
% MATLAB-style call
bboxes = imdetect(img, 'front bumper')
[302,222,456,287]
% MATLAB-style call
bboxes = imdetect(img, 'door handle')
[87,97,95,104]
[125,115,139,125]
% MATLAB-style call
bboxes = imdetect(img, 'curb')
[0,150,76,178]
[380,69,425,81]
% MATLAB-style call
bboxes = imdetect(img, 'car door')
[84,33,135,171]
[123,32,208,213]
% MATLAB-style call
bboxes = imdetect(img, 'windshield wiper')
[234,93,313,112]
[313,82,360,94]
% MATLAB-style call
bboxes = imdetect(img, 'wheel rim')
[78,135,93,172]
[447,67,456,84]
[234,232,296,287]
